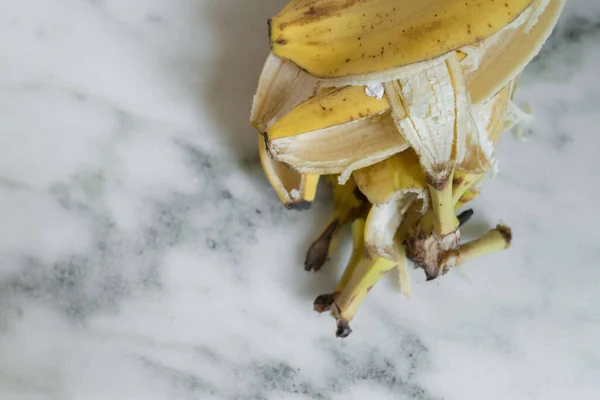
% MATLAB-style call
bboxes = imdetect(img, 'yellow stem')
[335,251,396,323]
[454,189,480,211]
[396,244,412,298]
[442,225,512,267]
[451,172,483,206]
[300,174,320,203]
[428,170,459,240]
[334,219,365,293]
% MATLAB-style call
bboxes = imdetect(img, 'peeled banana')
[250,0,564,337]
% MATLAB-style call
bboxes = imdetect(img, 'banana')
[463,0,566,104]
[258,135,319,210]
[250,0,563,337]
[313,150,428,336]
[267,113,409,180]
[313,218,367,337]
[314,192,422,337]
[266,86,408,179]
[250,52,320,133]
[251,53,323,209]
[459,83,514,175]
[352,148,428,207]
[384,53,468,247]
[313,217,400,338]
[270,0,536,78]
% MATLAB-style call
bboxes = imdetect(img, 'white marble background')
[0,1,599,399]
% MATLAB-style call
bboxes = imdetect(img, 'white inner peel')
[384,54,467,179]
[269,113,408,176]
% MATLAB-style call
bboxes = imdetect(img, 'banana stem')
[428,169,459,242]
[396,244,411,298]
[334,219,366,293]
[442,225,512,268]
[300,174,320,203]
[313,219,365,315]
[335,252,396,326]
[305,190,366,272]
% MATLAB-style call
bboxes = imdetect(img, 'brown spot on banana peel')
[304,219,340,271]
[403,20,443,41]
[452,176,464,188]
[277,0,363,31]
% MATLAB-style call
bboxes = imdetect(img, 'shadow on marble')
[202,0,289,162]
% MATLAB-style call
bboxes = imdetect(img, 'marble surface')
[0,1,599,399]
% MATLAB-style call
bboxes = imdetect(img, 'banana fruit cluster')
[251,0,564,337]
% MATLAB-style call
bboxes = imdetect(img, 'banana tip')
[313,294,335,313]
[496,224,512,247]
[336,320,352,338]
[286,200,312,211]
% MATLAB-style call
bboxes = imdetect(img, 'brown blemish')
[305,220,340,272]
[496,225,513,246]
[405,231,448,281]
[425,168,452,191]
[403,20,442,41]
[267,19,273,48]
[313,293,335,313]
[278,0,362,30]
[336,320,352,338]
